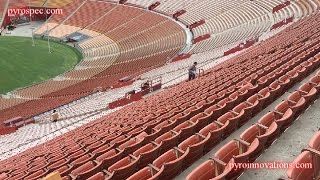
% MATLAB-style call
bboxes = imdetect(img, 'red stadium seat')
[173,121,196,142]
[287,91,306,118]
[133,142,161,169]
[70,161,102,179]
[258,113,280,147]
[298,83,317,104]
[199,122,224,153]
[152,148,189,179]
[258,87,271,108]
[204,99,227,123]
[178,133,210,168]
[274,101,294,130]
[286,151,314,180]
[118,137,144,156]
[155,130,180,154]
[217,112,238,137]
[95,148,124,169]
[246,94,260,116]
[308,131,320,150]
[190,112,210,132]
[186,159,231,180]
[127,165,163,180]
[107,155,139,180]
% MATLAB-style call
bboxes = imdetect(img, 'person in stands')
[52,109,59,122]
[188,62,198,81]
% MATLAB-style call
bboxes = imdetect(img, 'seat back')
[153,149,177,168]
[178,135,201,151]
[214,141,239,163]
[287,151,314,180]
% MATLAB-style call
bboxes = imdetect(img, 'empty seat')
[118,137,144,156]
[298,83,317,104]
[258,113,280,147]
[308,131,320,150]
[274,101,294,130]
[204,99,227,123]
[309,76,320,96]
[199,122,224,153]
[152,148,189,179]
[155,130,180,154]
[240,123,278,161]
[269,80,284,99]
[286,151,315,180]
[23,169,49,180]
[190,112,210,132]
[110,134,132,147]
[87,170,114,180]
[70,161,102,179]
[217,112,238,137]
[213,139,259,179]
[178,133,210,168]
[246,94,260,116]
[186,159,231,180]
[71,153,95,168]
[133,142,161,169]
[231,102,247,126]
[258,87,271,108]
[173,121,196,143]
[154,120,177,134]
[107,155,139,180]
[127,165,163,180]
[92,144,114,157]
[287,91,306,118]
[95,148,124,169]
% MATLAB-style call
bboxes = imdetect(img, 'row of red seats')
[186,71,320,180]
[284,70,320,180]
[126,44,320,180]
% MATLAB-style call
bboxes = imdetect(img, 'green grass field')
[0,36,81,94]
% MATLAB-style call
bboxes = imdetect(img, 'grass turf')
[0,36,81,95]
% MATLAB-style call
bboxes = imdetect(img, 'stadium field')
[0,36,81,94]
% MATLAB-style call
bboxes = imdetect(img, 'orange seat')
[133,142,161,169]
[258,113,280,147]
[70,161,102,179]
[107,155,139,180]
[298,83,317,104]
[95,149,123,170]
[274,101,294,130]
[186,159,232,180]
[127,165,163,180]
[308,131,320,150]
[155,131,180,154]
[173,121,196,143]
[217,112,238,137]
[204,99,227,123]
[199,122,224,153]
[287,151,315,180]
[287,91,306,117]
[246,94,260,116]
[118,137,144,157]
[258,87,271,108]
[178,134,210,168]
[152,148,189,179]
[190,112,210,132]
[232,102,247,126]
